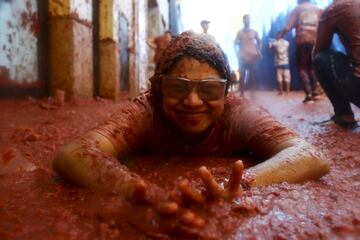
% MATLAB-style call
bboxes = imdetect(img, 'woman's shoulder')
[224,93,267,114]
[103,92,154,125]
[223,93,283,130]
[223,93,297,143]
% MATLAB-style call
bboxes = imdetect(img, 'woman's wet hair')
[149,31,231,98]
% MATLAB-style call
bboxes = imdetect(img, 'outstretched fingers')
[177,179,205,204]
[225,160,244,198]
[128,179,148,203]
[198,166,224,198]
[155,201,179,215]
[179,210,206,229]
[152,161,246,232]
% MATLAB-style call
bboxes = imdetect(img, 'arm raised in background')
[279,7,298,39]
[233,102,330,186]
[53,99,152,201]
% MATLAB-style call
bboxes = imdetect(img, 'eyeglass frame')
[160,75,228,101]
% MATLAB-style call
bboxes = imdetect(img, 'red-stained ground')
[0,91,359,240]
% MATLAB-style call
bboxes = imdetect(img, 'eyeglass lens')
[162,77,226,101]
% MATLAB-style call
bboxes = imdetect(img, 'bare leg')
[310,68,320,98]
[249,65,256,98]
[284,69,291,96]
[278,81,283,95]
[239,67,246,97]
[285,81,290,96]
[276,68,283,95]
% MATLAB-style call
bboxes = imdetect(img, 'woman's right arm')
[53,100,151,199]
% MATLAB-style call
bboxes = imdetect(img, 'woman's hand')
[177,160,245,203]
[147,160,249,230]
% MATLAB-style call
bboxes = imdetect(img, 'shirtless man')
[279,0,322,103]
[147,30,172,66]
[269,32,291,96]
[313,0,360,128]
[234,14,262,97]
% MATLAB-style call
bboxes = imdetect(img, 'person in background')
[313,0,360,129]
[200,19,215,41]
[234,14,262,97]
[53,31,329,229]
[279,0,322,103]
[269,32,291,96]
[229,70,240,92]
[147,30,172,66]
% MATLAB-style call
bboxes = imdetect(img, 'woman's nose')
[183,89,203,107]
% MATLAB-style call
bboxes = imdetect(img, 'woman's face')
[162,57,226,134]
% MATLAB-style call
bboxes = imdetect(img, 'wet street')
[0,91,359,239]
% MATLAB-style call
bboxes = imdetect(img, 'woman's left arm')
[247,137,330,186]
[233,102,330,186]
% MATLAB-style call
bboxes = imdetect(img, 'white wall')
[0,0,38,83]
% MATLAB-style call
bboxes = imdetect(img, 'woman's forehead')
[168,57,220,78]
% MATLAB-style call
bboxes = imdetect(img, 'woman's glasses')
[161,76,227,101]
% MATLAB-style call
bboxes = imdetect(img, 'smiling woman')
[161,58,226,134]
[53,31,330,232]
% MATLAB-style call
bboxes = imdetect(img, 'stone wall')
[0,0,159,100]
[49,0,93,100]
[146,0,170,87]
[135,0,148,93]
[98,0,148,99]
[98,0,119,99]
[0,0,39,96]
[119,0,148,98]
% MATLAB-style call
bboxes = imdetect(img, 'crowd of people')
[53,0,359,231]
[148,1,322,102]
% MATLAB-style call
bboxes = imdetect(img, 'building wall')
[70,1,93,99]
[71,21,93,99]
[136,0,148,92]
[117,0,132,37]
[49,0,93,99]
[98,0,120,99]
[117,0,135,97]
[0,0,38,86]
[147,8,163,84]
[98,0,148,99]
[146,0,170,86]
[116,0,148,98]
[0,0,153,99]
